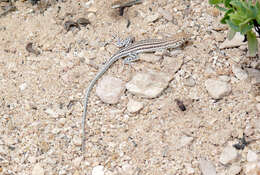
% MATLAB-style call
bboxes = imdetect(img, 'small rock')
[146,13,161,23]
[205,79,231,99]
[120,163,135,175]
[126,71,171,98]
[185,163,195,174]
[45,108,58,118]
[199,159,216,175]
[158,7,173,21]
[247,150,258,162]
[183,76,196,87]
[246,68,260,85]
[127,99,143,113]
[162,55,183,76]
[209,129,231,145]
[232,65,248,80]
[228,164,241,175]
[256,96,260,102]
[96,76,125,104]
[73,157,83,167]
[219,146,238,165]
[220,33,245,49]
[92,165,104,175]
[139,53,162,63]
[32,164,44,175]
[72,136,81,146]
[177,136,193,149]
[219,75,231,82]
[245,161,260,175]
[19,83,27,91]
[253,119,260,131]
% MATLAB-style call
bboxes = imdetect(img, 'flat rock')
[232,65,248,80]
[96,76,125,104]
[199,159,216,175]
[127,99,144,113]
[219,146,238,165]
[246,68,260,85]
[92,165,104,175]
[126,70,171,98]
[183,76,196,87]
[220,33,245,49]
[247,150,258,162]
[245,161,260,175]
[205,79,231,99]
[32,164,44,175]
[177,136,193,149]
[228,164,241,175]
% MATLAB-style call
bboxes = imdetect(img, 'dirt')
[0,0,260,174]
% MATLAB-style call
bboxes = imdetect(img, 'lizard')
[81,32,191,152]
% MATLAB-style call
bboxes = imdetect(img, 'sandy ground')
[0,0,260,174]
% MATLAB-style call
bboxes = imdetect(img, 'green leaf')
[226,19,240,31]
[209,0,223,5]
[247,31,258,57]
[227,28,237,40]
[224,0,232,8]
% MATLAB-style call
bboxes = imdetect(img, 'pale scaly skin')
[81,32,191,152]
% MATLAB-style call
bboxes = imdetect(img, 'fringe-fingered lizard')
[81,32,191,152]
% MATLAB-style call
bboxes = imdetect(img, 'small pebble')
[126,71,171,98]
[219,33,245,49]
[127,99,143,113]
[247,150,258,162]
[199,159,216,175]
[19,83,27,91]
[205,79,231,99]
[219,146,238,165]
[228,164,241,175]
[96,76,125,104]
[232,65,248,80]
[183,76,196,87]
[92,165,104,175]
[32,164,44,175]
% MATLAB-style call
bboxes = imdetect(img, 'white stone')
[32,164,44,175]
[220,33,245,49]
[178,136,193,148]
[19,83,27,91]
[73,157,83,167]
[219,146,238,165]
[247,150,258,162]
[185,163,195,174]
[246,68,260,85]
[219,75,231,82]
[205,79,231,99]
[72,136,81,146]
[228,164,241,175]
[127,99,143,113]
[158,7,173,21]
[232,65,248,80]
[45,108,58,118]
[146,13,161,23]
[199,159,216,175]
[92,165,104,175]
[126,71,171,98]
[256,103,260,112]
[183,76,196,87]
[245,161,260,175]
[96,76,125,104]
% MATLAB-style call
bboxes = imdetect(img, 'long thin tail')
[81,55,120,152]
